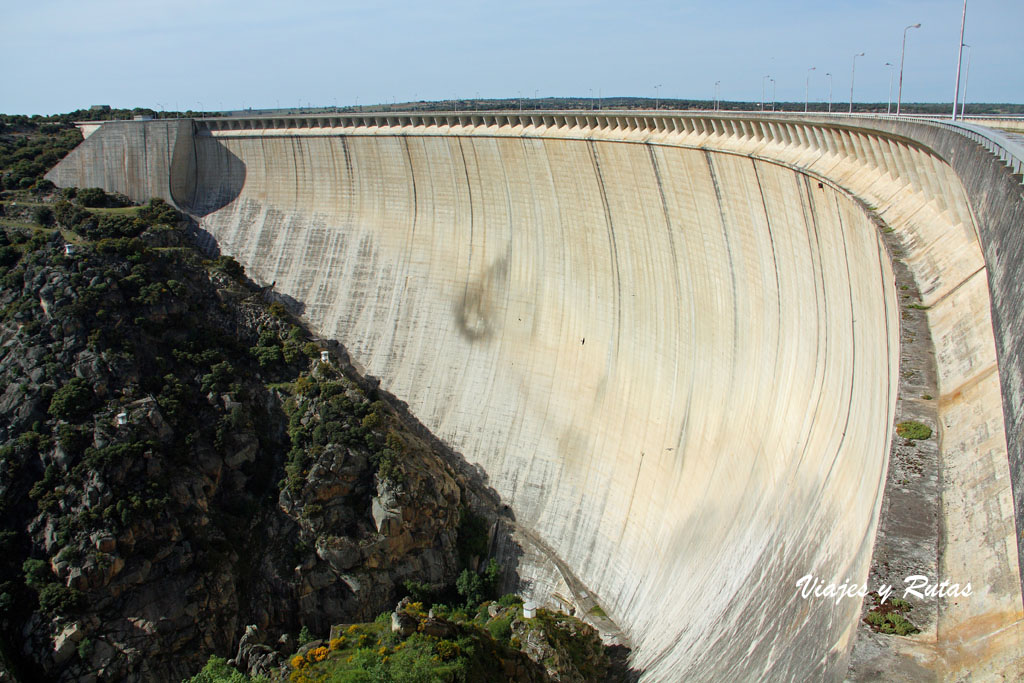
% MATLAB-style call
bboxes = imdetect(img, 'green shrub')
[486,615,512,641]
[456,569,484,607]
[435,639,461,661]
[48,378,95,420]
[212,255,244,279]
[36,583,82,615]
[76,187,109,208]
[32,206,54,226]
[403,580,434,604]
[251,344,283,368]
[0,245,19,267]
[22,558,50,588]
[137,198,179,225]
[896,421,932,440]
[185,655,264,682]
[76,637,93,661]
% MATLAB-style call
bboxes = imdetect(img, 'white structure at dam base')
[49,111,1024,681]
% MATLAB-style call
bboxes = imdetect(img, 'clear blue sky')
[3,0,1021,115]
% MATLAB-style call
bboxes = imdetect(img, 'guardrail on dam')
[47,111,1024,680]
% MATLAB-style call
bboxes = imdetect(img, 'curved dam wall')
[199,134,899,679]
[47,113,1024,680]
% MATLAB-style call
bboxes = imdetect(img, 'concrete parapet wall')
[46,112,1024,681]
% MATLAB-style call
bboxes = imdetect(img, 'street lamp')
[714,81,721,111]
[885,62,894,114]
[826,72,833,113]
[850,52,865,113]
[960,44,972,119]
[770,78,776,111]
[953,0,967,120]
[897,23,921,116]
[654,84,662,110]
[805,67,816,113]
[761,75,770,111]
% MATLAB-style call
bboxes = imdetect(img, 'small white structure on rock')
[116,412,128,426]
[320,350,330,363]
[522,601,537,619]
[64,244,75,256]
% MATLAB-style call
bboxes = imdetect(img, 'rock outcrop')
[0,216,475,681]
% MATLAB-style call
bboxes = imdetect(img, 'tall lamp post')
[770,77,776,111]
[761,75,770,111]
[805,67,816,113]
[960,44,972,119]
[826,72,832,113]
[897,23,922,116]
[885,62,894,114]
[654,84,662,111]
[714,81,721,111]
[849,52,865,113]
[953,0,967,120]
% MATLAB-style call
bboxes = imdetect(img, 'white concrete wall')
[197,134,899,680]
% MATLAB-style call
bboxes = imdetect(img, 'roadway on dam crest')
[47,112,1024,681]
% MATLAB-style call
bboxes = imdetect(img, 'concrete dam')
[48,112,1024,680]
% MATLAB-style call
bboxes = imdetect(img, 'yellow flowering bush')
[328,637,346,650]
[310,646,328,662]
[436,639,461,661]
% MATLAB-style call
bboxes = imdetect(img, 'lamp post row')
[714,12,980,118]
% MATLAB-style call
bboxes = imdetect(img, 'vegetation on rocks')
[264,594,609,683]
[0,180,478,680]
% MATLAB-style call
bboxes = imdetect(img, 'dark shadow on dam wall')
[174,132,247,217]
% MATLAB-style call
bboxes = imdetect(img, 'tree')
[48,378,95,420]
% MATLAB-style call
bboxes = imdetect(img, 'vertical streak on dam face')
[190,133,899,680]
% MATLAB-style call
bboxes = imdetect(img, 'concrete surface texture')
[47,112,1024,681]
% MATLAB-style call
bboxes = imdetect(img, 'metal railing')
[766,111,1024,183]
[934,121,1024,179]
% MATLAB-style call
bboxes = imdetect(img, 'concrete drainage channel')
[846,219,941,680]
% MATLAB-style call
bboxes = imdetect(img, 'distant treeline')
[345,98,1024,117]
[3,99,1022,124]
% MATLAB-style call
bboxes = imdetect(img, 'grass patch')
[907,303,930,310]
[87,206,141,216]
[896,421,932,440]
[588,604,607,618]
[864,593,920,636]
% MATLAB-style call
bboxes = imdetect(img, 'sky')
[3,0,1022,115]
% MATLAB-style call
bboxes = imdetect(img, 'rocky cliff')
[0,200,475,681]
